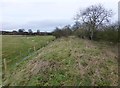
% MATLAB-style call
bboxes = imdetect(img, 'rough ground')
[3,36,118,86]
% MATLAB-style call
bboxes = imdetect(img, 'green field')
[2,35,118,86]
[2,35,55,76]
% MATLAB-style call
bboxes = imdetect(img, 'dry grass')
[2,36,118,86]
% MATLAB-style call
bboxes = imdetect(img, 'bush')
[52,27,72,38]
[52,28,63,38]
[93,29,118,43]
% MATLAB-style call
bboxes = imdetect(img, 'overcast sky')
[0,0,119,32]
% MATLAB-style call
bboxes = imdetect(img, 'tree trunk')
[90,25,95,40]
[90,31,93,40]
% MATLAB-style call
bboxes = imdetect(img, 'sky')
[0,0,119,32]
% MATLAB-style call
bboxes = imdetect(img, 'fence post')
[3,58,7,73]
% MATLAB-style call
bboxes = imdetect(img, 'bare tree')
[75,4,113,40]
[62,25,72,37]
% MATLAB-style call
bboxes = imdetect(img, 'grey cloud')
[2,19,73,32]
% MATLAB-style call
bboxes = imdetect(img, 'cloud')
[0,0,118,31]
[2,19,73,32]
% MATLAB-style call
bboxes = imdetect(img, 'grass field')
[2,36,118,86]
[2,35,55,76]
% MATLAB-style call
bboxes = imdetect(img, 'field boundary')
[14,39,55,67]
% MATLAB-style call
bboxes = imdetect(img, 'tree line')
[52,4,119,43]
[2,29,52,36]
[1,4,119,43]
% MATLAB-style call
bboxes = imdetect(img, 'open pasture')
[2,35,55,70]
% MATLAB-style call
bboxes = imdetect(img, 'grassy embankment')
[2,36,118,86]
[2,35,55,81]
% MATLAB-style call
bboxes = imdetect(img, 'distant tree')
[12,30,18,35]
[75,4,113,40]
[37,30,40,35]
[18,29,25,33]
[18,29,25,35]
[52,27,62,38]
[52,25,73,38]
[28,29,33,35]
[72,21,81,30]
[62,25,72,37]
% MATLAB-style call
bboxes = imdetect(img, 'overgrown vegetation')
[1,4,119,87]
[52,25,72,38]
[52,4,119,43]
[2,36,118,86]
